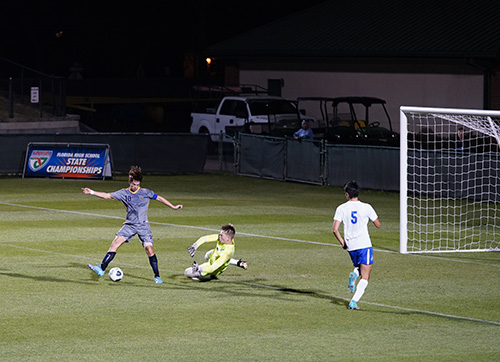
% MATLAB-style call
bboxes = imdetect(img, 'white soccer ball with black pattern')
[108,267,123,282]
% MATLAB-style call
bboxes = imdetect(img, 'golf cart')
[297,96,399,146]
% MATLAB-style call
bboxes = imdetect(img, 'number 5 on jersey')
[351,211,358,224]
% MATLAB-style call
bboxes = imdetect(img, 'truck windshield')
[248,100,298,116]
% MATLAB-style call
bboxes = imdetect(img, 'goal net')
[400,106,500,253]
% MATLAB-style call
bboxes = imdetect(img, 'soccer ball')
[109,267,123,282]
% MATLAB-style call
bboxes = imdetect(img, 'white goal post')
[400,106,500,253]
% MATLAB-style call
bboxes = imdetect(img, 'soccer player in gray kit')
[83,165,183,284]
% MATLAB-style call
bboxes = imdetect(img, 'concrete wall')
[239,70,484,133]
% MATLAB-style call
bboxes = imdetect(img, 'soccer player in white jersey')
[332,180,381,310]
[82,165,183,284]
[184,224,247,281]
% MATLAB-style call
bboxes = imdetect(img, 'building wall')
[239,70,484,133]
[491,66,500,110]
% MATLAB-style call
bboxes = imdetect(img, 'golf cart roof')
[297,96,386,106]
[331,97,387,106]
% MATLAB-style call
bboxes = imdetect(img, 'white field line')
[238,281,500,326]
[1,201,499,267]
[1,242,499,327]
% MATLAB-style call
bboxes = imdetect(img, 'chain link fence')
[235,133,400,191]
[202,133,237,174]
[0,130,399,190]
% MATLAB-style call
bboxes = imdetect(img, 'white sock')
[352,267,360,278]
[229,258,238,265]
[352,278,368,302]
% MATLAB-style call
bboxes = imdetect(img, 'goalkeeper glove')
[187,243,198,257]
[236,259,248,270]
[192,261,202,277]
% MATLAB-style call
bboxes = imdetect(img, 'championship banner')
[23,143,113,179]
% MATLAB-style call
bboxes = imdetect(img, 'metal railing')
[0,56,66,118]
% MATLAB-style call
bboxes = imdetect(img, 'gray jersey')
[110,187,157,224]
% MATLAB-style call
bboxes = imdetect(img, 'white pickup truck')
[190,95,310,141]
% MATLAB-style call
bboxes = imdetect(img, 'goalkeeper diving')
[184,224,248,281]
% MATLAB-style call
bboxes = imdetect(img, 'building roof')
[209,0,500,60]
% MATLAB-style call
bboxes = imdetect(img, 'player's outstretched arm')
[230,258,248,269]
[187,234,218,257]
[156,195,183,210]
[81,188,112,199]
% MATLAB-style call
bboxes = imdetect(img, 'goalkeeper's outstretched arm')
[188,234,219,257]
[230,258,248,269]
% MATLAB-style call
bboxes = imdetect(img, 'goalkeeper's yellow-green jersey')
[194,234,235,277]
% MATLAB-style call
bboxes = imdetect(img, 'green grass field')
[0,174,499,361]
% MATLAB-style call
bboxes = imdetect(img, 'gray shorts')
[117,222,154,247]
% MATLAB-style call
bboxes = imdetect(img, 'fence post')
[282,137,287,181]
[233,133,240,175]
[321,139,328,185]
[218,131,224,172]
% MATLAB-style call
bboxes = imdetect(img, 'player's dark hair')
[221,223,236,238]
[129,165,143,182]
[344,180,360,199]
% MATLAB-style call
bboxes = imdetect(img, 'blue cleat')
[154,276,163,284]
[348,272,357,293]
[88,263,104,277]
[348,300,360,310]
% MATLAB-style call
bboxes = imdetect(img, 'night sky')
[0,1,328,79]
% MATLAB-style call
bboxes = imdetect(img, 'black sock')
[149,254,159,277]
[101,252,116,271]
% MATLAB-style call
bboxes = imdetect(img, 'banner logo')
[24,144,111,179]
[29,150,53,172]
